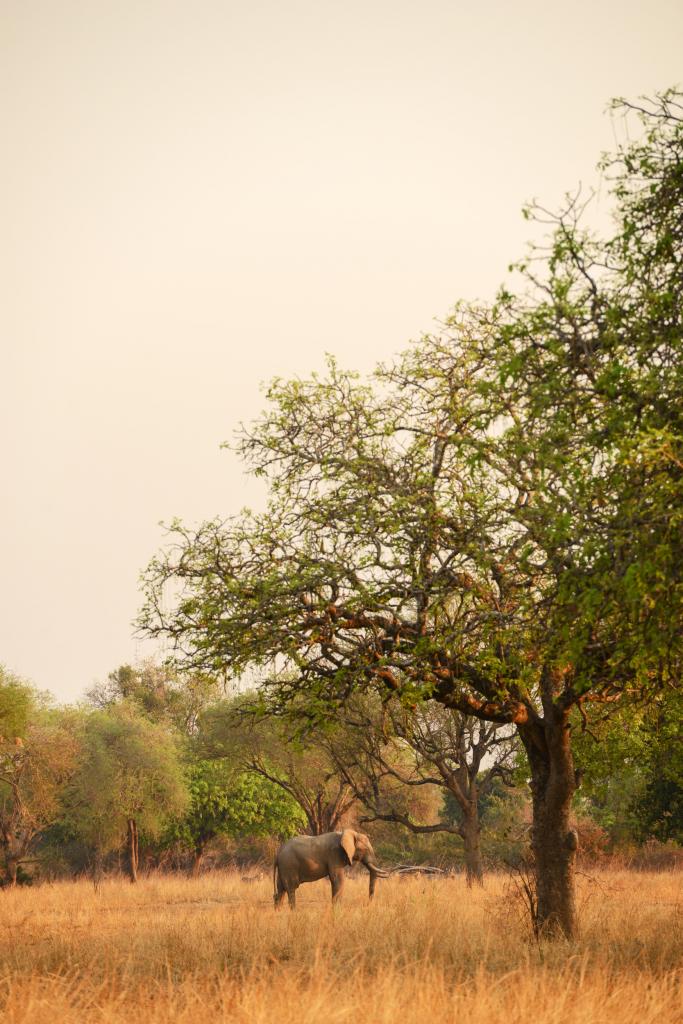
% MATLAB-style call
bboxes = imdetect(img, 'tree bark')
[460,807,484,887]
[127,818,139,884]
[520,710,578,939]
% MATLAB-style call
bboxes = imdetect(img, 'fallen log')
[390,864,448,877]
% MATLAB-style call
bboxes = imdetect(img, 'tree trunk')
[461,807,484,887]
[520,710,578,939]
[306,802,339,835]
[1,833,23,888]
[191,843,206,877]
[91,849,104,891]
[5,856,18,888]
[127,818,139,884]
[305,810,324,835]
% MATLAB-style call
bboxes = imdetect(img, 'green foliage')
[66,705,189,857]
[0,666,35,741]
[87,662,222,735]
[167,759,304,855]
[629,691,683,843]
[634,776,683,844]
[571,706,648,841]
[571,687,683,844]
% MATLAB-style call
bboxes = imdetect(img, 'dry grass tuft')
[0,870,681,1022]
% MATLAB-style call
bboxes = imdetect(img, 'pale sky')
[2,1,681,702]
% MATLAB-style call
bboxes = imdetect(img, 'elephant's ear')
[340,829,356,865]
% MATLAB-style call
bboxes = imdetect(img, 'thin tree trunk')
[461,808,484,887]
[521,711,578,939]
[5,856,18,888]
[127,818,139,884]
[91,849,103,892]
[191,843,205,877]
[1,833,23,888]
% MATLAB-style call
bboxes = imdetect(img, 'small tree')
[167,759,305,874]
[68,705,188,882]
[200,698,359,836]
[0,672,80,886]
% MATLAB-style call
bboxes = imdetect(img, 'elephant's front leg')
[329,870,345,903]
[368,871,377,901]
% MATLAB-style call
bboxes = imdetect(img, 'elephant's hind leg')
[286,886,297,910]
[274,886,286,909]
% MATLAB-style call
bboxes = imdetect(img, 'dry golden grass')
[0,869,681,1023]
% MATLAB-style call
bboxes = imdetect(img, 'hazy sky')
[2,1,681,702]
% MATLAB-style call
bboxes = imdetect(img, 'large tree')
[140,93,683,936]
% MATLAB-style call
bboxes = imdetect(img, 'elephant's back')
[276,834,334,884]
[278,833,331,858]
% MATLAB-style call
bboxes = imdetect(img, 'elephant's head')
[339,829,390,876]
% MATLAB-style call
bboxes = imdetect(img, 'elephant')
[273,829,390,908]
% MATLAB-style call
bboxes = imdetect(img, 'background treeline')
[1,659,680,887]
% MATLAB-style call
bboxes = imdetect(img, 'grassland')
[0,869,681,1023]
